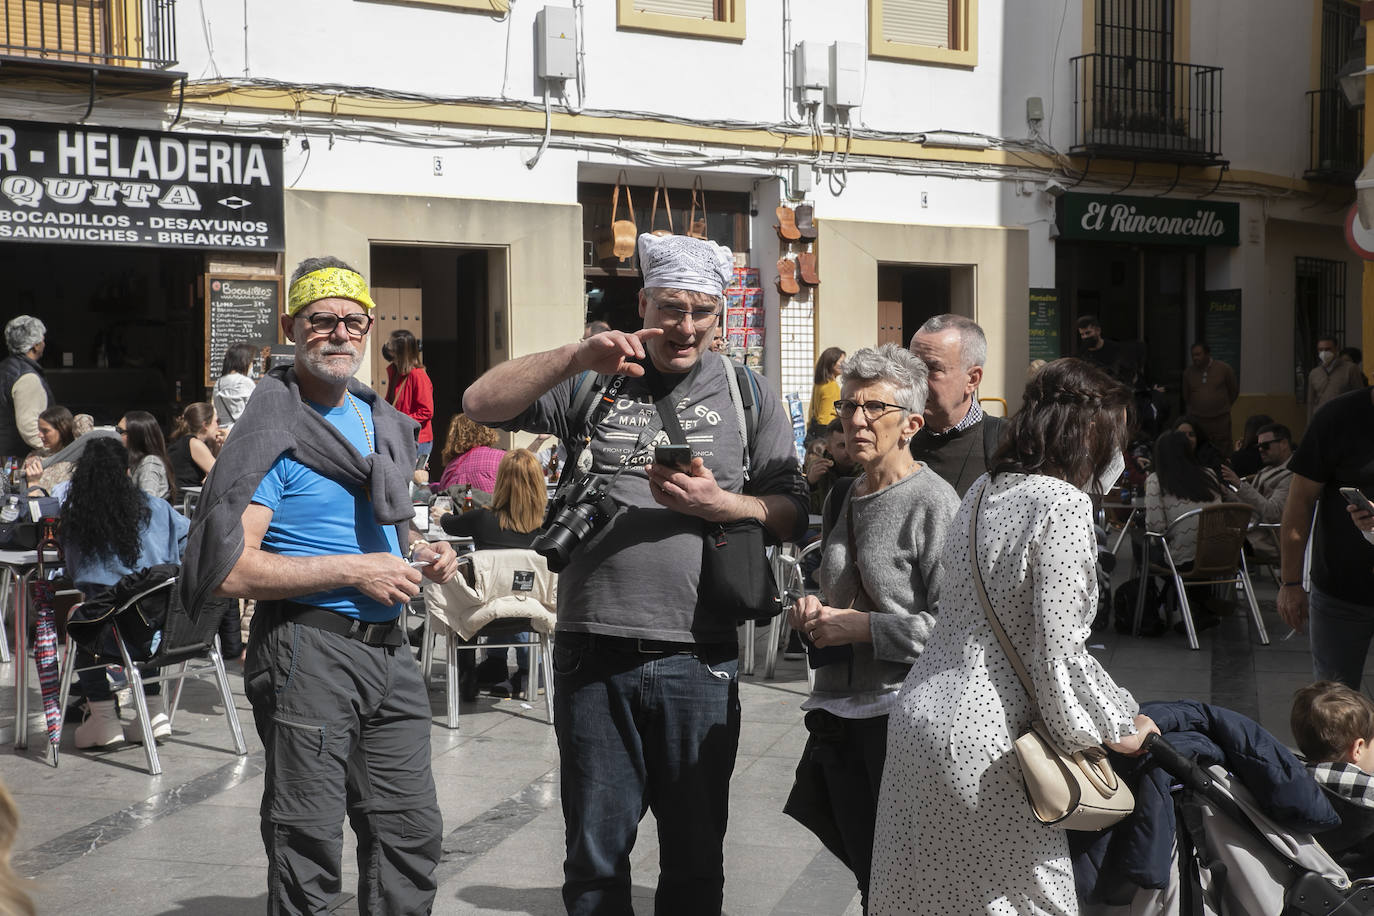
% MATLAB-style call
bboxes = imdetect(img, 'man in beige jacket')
[1220,422,1294,562]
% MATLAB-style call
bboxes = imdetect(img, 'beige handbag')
[969,482,1136,831]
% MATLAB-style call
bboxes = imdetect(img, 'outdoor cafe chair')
[1140,503,1270,651]
[56,576,247,776]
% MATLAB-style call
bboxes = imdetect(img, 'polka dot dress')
[869,473,1140,916]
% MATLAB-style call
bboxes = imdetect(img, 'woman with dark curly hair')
[870,358,1157,916]
[117,410,176,502]
[63,437,189,749]
[433,413,505,496]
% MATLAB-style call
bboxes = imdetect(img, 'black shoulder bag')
[654,397,782,625]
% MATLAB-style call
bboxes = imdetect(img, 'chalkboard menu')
[1203,289,1243,380]
[1028,288,1061,361]
[204,275,281,386]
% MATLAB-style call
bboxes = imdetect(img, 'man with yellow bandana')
[181,255,459,915]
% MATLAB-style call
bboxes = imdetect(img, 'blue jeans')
[1309,586,1374,688]
[552,632,741,916]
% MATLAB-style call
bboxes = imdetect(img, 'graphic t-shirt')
[1288,387,1374,604]
[499,355,808,642]
[251,397,402,622]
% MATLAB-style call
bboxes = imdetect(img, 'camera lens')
[534,501,606,572]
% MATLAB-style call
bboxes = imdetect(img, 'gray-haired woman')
[784,342,961,913]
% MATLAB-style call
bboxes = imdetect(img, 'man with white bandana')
[466,234,808,916]
[185,255,459,915]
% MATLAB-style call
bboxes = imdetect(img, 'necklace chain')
[346,393,374,455]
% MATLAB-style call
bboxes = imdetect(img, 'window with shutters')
[868,0,977,67]
[616,0,744,42]
[1,0,177,69]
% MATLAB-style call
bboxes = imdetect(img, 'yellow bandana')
[286,267,377,316]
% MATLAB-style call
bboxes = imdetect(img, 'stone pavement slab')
[0,573,1365,915]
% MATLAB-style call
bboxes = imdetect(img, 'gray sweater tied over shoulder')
[813,464,961,711]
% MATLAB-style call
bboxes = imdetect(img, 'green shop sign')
[1056,193,1239,247]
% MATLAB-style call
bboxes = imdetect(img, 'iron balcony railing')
[1305,88,1363,183]
[0,0,177,70]
[1071,53,1223,164]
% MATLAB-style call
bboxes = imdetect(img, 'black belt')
[557,632,736,657]
[276,601,405,648]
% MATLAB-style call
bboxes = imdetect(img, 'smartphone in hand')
[1341,487,1374,515]
[654,444,692,471]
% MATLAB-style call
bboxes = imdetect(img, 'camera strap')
[655,398,689,447]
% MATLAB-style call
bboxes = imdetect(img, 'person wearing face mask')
[1309,336,1364,421]
[868,357,1157,916]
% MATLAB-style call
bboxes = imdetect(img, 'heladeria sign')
[0,119,284,251]
[1056,193,1239,247]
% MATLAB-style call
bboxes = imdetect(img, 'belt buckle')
[360,622,388,645]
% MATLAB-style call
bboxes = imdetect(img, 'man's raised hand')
[576,328,663,376]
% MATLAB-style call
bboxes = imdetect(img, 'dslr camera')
[532,473,618,572]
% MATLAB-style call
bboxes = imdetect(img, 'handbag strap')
[969,480,1040,708]
[689,176,706,226]
[612,170,634,222]
[651,175,674,233]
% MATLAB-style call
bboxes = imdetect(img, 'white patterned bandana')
[637,233,734,298]
[1309,760,1374,809]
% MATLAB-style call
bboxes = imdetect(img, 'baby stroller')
[1083,733,1374,915]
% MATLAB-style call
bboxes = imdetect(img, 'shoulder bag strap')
[651,174,674,233]
[720,353,753,481]
[969,480,1040,707]
[610,180,621,223]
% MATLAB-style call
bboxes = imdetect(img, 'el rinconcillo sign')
[1056,193,1240,247]
[0,119,284,251]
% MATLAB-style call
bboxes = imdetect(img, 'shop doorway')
[0,242,204,425]
[1056,242,1198,397]
[370,244,500,475]
[876,264,972,346]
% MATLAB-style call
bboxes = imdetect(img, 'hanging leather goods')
[650,174,675,237]
[595,171,638,262]
[688,176,709,239]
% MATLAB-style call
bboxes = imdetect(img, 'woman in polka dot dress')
[869,359,1160,916]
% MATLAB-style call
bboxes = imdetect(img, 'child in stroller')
[1292,681,1374,879]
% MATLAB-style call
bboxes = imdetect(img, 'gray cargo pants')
[244,608,443,915]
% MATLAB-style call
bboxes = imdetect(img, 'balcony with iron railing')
[1070,53,1223,165]
[1305,88,1363,184]
[1,0,177,71]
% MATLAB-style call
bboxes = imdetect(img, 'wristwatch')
[1280,581,1306,590]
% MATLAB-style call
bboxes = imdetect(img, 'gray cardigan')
[813,464,960,710]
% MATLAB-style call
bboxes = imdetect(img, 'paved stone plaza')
[0,573,1353,915]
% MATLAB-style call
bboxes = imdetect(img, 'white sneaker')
[123,694,172,744]
[74,700,123,749]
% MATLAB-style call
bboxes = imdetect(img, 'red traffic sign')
[1346,205,1374,260]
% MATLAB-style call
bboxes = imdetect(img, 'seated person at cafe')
[438,448,546,699]
[21,405,76,494]
[63,437,189,749]
[433,413,504,499]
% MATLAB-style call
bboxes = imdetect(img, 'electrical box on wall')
[794,41,828,106]
[827,41,863,109]
[536,6,577,81]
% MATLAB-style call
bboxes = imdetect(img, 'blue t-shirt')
[251,397,402,622]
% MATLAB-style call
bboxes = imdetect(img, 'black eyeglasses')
[1257,440,1283,451]
[115,426,127,435]
[834,399,907,421]
[302,312,374,337]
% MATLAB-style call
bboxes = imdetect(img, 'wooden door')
[877,299,903,347]
[369,287,422,397]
